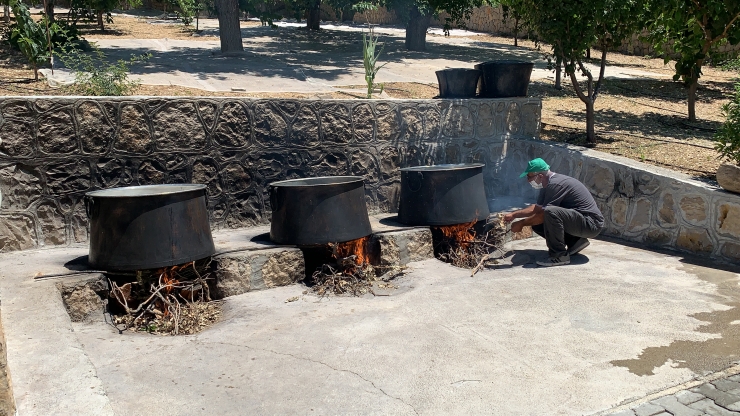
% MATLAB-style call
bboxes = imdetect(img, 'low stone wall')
[0,97,541,253]
[496,139,740,264]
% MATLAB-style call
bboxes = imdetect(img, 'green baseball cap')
[519,158,550,178]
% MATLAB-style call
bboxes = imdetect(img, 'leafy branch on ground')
[58,46,150,95]
[715,80,740,166]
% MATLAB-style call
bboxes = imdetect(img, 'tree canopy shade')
[641,0,740,121]
[216,0,244,52]
[518,0,641,145]
[382,0,490,51]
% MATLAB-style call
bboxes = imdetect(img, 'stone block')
[0,214,37,252]
[443,104,474,139]
[645,229,673,246]
[674,390,705,405]
[0,164,43,210]
[651,395,703,416]
[679,195,707,225]
[212,247,305,298]
[76,101,114,154]
[373,228,434,269]
[115,104,152,154]
[720,241,740,261]
[37,109,77,154]
[376,104,400,142]
[352,103,375,143]
[658,193,677,227]
[253,102,288,147]
[213,101,252,148]
[717,203,740,238]
[632,402,665,416]
[57,274,108,323]
[37,202,66,246]
[611,197,629,226]
[717,162,740,194]
[153,101,206,151]
[400,106,424,144]
[0,118,35,158]
[676,228,714,253]
[628,198,652,232]
[586,164,615,199]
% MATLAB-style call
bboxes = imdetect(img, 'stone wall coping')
[514,138,722,192]
[0,96,542,104]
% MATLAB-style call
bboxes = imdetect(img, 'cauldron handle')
[407,171,423,193]
[269,187,280,211]
[84,195,96,219]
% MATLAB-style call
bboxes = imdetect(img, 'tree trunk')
[586,48,590,59]
[513,18,518,47]
[687,79,698,122]
[585,99,595,146]
[216,0,244,53]
[405,6,430,51]
[44,0,54,22]
[3,5,10,24]
[554,56,562,90]
[96,10,104,30]
[306,0,320,30]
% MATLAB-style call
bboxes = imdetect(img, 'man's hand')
[503,213,516,223]
[510,220,525,233]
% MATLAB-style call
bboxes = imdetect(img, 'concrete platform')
[1,234,740,415]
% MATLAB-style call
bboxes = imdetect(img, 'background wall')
[0,97,541,252]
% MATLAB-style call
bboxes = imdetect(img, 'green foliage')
[239,0,281,26]
[68,0,142,29]
[715,81,740,165]
[720,57,740,73]
[59,47,151,96]
[175,0,198,25]
[362,26,386,98]
[6,0,85,79]
[641,0,740,119]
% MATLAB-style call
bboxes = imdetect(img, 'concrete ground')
[1,231,739,415]
[54,15,665,93]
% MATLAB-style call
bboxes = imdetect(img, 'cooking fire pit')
[86,184,215,271]
[398,163,490,226]
[269,176,373,246]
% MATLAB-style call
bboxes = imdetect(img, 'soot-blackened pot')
[86,184,215,271]
[269,176,372,246]
[475,60,534,98]
[398,163,490,226]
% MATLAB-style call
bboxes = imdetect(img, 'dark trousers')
[531,206,603,258]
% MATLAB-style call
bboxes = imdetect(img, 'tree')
[216,0,244,52]
[642,0,740,122]
[382,0,487,51]
[518,0,640,145]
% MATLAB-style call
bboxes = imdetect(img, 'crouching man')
[503,158,605,267]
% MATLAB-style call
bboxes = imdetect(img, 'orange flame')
[333,236,370,266]
[436,218,477,249]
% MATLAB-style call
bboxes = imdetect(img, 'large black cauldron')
[269,176,372,246]
[435,68,481,98]
[475,60,534,98]
[398,164,489,226]
[86,184,215,271]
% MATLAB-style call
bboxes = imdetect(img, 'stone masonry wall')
[497,139,740,264]
[0,97,541,253]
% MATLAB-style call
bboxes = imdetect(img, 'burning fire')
[435,218,477,249]
[332,236,371,266]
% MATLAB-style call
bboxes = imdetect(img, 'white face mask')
[529,179,543,190]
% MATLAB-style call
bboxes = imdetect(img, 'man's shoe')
[536,255,571,267]
[568,238,590,256]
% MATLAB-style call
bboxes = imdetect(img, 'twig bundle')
[109,260,222,335]
[434,214,508,276]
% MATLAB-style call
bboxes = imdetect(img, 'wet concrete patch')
[611,262,740,376]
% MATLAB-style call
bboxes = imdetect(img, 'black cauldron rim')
[269,176,365,188]
[85,184,207,198]
[477,59,533,65]
[400,163,485,172]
